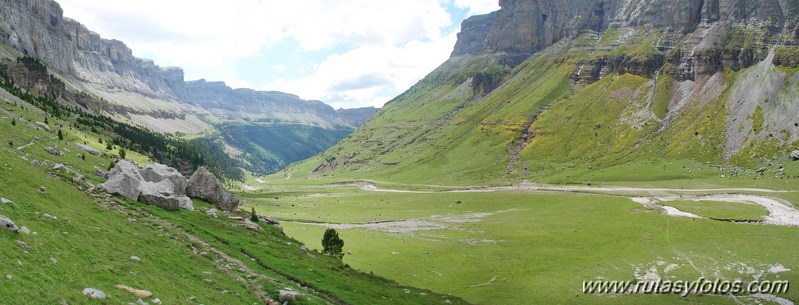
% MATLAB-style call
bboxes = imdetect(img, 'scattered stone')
[1,197,17,207]
[20,226,30,235]
[186,167,240,212]
[791,150,799,161]
[5,275,11,280]
[404,289,410,294]
[206,208,218,217]
[31,160,42,168]
[152,298,161,305]
[43,213,57,219]
[75,143,101,156]
[35,122,50,131]
[116,284,153,298]
[82,288,107,299]
[278,290,301,302]
[228,216,244,221]
[300,245,307,251]
[136,299,148,305]
[130,256,141,261]
[16,240,30,250]
[258,215,280,225]
[39,186,46,193]
[53,164,66,171]
[51,258,58,264]
[44,147,64,156]
[0,215,19,232]
[240,220,261,232]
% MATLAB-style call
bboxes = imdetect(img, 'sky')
[56,0,500,109]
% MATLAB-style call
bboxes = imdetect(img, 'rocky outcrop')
[453,0,799,79]
[186,167,240,212]
[99,161,193,210]
[791,151,799,161]
[44,147,63,156]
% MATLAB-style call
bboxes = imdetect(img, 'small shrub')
[10,118,15,126]
[57,129,63,141]
[118,148,126,159]
[250,207,259,223]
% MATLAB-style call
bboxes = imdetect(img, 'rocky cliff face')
[453,0,799,80]
[0,0,376,133]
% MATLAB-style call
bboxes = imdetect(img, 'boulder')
[240,219,261,232]
[140,164,187,195]
[35,122,50,132]
[44,147,64,156]
[0,215,19,232]
[30,160,42,168]
[187,167,240,212]
[138,181,182,211]
[75,143,101,156]
[206,208,218,217]
[82,288,106,299]
[53,164,66,171]
[791,150,799,161]
[99,160,144,200]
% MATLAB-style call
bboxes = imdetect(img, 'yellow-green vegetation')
[664,200,769,221]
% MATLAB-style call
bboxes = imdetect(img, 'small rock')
[20,226,30,235]
[404,289,410,294]
[116,284,153,298]
[136,299,148,305]
[206,208,218,217]
[152,298,161,305]
[39,186,46,193]
[278,290,301,302]
[1,197,17,207]
[0,215,19,232]
[130,256,141,261]
[258,215,280,225]
[53,164,66,171]
[83,288,107,299]
[300,245,307,251]
[16,240,30,250]
[5,275,11,280]
[31,160,42,168]
[75,143,101,156]
[51,258,58,264]
[791,150,799,161]
[44,147,64,156]
[240,220,261,232]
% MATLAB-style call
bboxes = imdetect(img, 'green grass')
[249,186,799,305]
[664,200,769,221]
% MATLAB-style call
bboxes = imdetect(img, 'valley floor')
[246,178,799,305]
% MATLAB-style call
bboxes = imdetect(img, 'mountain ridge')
[284,0,799,184]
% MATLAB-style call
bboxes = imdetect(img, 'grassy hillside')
[280,27,799,185]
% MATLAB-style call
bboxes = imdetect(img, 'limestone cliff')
[0,0,376,134]
[453,0,799,80]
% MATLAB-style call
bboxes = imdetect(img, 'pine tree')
[57,129,63,141]
[322,228,345,259]
[10,118,15,126]
[119,147,126,160]
[44,116,48,124]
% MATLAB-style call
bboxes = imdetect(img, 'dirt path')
[343,182,799,227]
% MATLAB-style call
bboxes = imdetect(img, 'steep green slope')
[282,27,799,185]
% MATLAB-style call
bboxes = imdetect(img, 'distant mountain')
[285,0,799,183]
[0,0,377,175]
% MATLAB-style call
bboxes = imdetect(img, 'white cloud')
[454,0,501,16]
[56,0,498,109]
